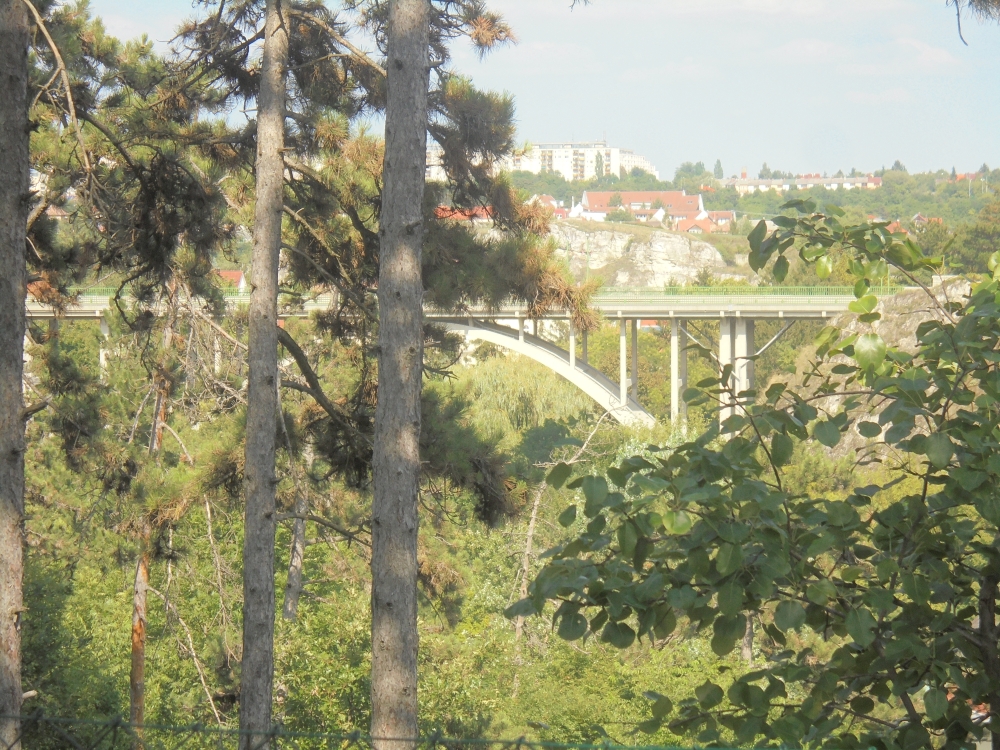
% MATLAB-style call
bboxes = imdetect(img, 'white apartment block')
[426,140,660,183]
[504,141,659,181]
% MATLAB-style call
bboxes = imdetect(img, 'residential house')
[572,190,706,225]
[529,194,569,220]
[215,270,247,292]
[722,174,882,196]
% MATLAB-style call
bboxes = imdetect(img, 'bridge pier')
[99,317,110,381]
[719,316,756,431]
[670,319,688,428]
[631,320,638,401]
[720,316,735,426]
[569,320,576,369]
[619,318,627,405]
[735,318,754,404]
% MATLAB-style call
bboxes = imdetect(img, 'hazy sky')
[90,0,1000,179]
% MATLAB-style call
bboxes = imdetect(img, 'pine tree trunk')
[239,0,288,745]
[129,547,150,741]
[0,2,30,746]
[980,574,1000,750]
[281,409,306,621]
[370,1,430,747]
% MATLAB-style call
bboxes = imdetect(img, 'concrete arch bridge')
[28,285,890,428]
[427,286,886,428]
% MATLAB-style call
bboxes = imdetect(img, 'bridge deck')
[27,285,898,320]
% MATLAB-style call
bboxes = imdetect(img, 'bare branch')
[147,587,223,726]
[287,9,386,77]
[20,397,51,422]
[277,326,372,446]
[275,513,369,546]
[161,422,194,465]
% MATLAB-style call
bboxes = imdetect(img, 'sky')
[89,0,1000,180]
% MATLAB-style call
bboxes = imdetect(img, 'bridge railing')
[50,284,908,312]
[64,286,252,300]
[594,285,902,301]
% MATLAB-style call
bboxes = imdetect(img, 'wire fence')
[0,714,726,750]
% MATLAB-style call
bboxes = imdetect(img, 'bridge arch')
[440,320,656,427]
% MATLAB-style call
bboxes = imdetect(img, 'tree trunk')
[980,573,1000,750]
[281,416,306,621]
[129,546,150,740]
[240,0,288,746]
[741,613,754,665]
[370,1,430,747]
[0,2,30,746]
[515,483,545,642]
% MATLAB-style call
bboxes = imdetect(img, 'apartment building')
[427,139,659,183]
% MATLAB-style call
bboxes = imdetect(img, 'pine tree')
[0,1,30,744]
[241,0,288,743]
[371,1,430,743]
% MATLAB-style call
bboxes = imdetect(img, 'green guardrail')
[64,285,908,304]
[69,286,249,299]
[595,285,904,300]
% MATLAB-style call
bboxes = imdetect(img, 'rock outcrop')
[549,223,748,287]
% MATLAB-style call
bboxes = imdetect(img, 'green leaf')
[924,688,948,721]
[855,334,887,370]
[582,476,609,517]
[635,718,661,735]
[606,466,628,488]
[546,462,572,489]
[662,510,693,535]
[711,630,738,656]
[925,432,954,470]
[813,420,841,448]
[653,605,676,639]
[848,295,878,314]
[601,620,636,649]
[845,607,877,647]
[857,421,882,438]
[748,220,768,253]
[773,255,789,281]
[850,696,875,714]
[617,522,638,557]
[807,579,837,605]
[504,598,537,619]
[771,433,794,467]
[774,601,806,631]
[557,504,577,528]
[557,612,588,641]
[816,255,833,279]
[716,543,743,576]
[695,681,724,709]
[717,582,743,617]
[643,691,674,720]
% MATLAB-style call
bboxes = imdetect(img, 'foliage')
[514,200,1000,749]
[604,208,633,223]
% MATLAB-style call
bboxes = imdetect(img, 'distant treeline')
[510,165,1000,228]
